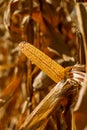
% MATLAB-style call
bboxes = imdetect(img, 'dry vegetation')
[0,0,87,130]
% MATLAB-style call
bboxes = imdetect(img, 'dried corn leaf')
[33,71,54,90]
[73,3,87,130]
[0,67,23,107]
[19,79,78,130]
[44,20,71,56]
[74,75,87,130]
[0,63,16,70]
[76,3,87,64]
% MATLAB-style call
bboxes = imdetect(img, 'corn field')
[0,0,87,130]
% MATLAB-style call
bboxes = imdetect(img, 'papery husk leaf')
[19,79,79,130]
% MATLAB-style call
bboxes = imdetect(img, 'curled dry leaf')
[76,3,87,64]
[33,71,54,90]
[74,75,87,130]
[19,79,80,130]
[0,68,23,107]
[72,3,87,130]
[0,54,26,107]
